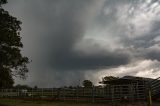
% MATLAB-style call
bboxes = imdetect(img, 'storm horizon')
[4,0,160,87]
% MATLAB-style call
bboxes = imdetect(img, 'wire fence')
[0,84,147,103]
[150,77,160,98]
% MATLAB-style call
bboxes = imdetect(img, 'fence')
[0,84,146,103]
[150,77,160,101]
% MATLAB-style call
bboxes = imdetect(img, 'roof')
[122,76,153,81]
[102,76,154,85]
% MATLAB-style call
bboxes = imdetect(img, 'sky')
[3,0,160,87]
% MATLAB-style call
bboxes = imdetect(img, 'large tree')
[82,80,93,88]
[0,0,29,88]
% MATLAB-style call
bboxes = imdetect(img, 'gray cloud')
[4,0,160,87]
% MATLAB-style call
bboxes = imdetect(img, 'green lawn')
[0,98,107,106]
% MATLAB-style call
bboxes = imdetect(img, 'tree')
[0,0,29,88]
[102,76,119,81]
[82,80,93,88]
[0,0,7,5]
[34,85,38,89]
[100,76,119,84]
[0,69,14,88]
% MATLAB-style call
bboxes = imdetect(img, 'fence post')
[63,88,65,101]
[76,88,78,102]
[52,88,53,98]
[146,81,152,106]
[32,88,33,100]
[92,87,95,103]
[58,88,60,101]
[18,88,19,97]
[148,89,152,106]
[111,85,115,106]
[9,88,12,98]
[42,88,43,97]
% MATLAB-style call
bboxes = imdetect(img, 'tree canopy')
[100,76,119,84]
[0,0,7,5]
[82,80,93,88]
[0,0,29,88]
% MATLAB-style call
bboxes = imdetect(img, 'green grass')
[0,98,106,106]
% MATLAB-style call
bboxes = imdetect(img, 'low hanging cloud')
[4,0,160,87]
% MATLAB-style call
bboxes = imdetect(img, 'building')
[101,76,153,101]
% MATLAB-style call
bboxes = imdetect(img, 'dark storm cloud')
[4,0,131,87]
[50,51,129,70]
[16,0,129,71]
[4,0,160,87]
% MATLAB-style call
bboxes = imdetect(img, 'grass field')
[0,98,109,106]
[0,98,160,106]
